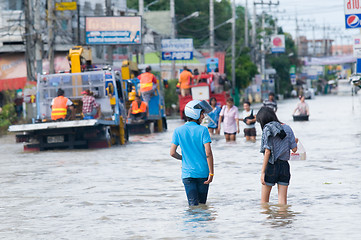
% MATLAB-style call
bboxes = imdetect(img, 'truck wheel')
[125,125,129,142]
[162,117,167,130]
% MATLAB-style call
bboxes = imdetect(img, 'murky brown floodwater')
[1,94,361,239]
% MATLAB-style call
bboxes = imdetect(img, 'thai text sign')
[161,39,193,60]
[353,35,361,57]
[85,17,141,45]
[271,35,285,53]
[55,2,77,11]
[345,0,361,29]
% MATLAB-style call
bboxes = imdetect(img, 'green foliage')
[225,48,258,89]
[0,103,17,128]
[0,90,18,133]
[164,79,179,108]
[267,33,298,95]
[127,0,299,96]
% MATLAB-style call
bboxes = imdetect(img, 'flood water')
[1,94,361,239]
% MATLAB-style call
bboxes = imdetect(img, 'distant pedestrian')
[211,68,225,93]
[207,97,221,135]
[218,97,240,142]
[170,100,214,206]
[239,101,257,142]
[293,95,309,116]
[263,92,277,112]
[256,107,298,205]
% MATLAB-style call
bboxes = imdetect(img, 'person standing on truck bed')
[51,88,75,120]
[81,90,101,119]
[138,66,158,104]
[178,66,193,97]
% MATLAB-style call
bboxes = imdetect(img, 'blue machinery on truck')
[9,70,129,151]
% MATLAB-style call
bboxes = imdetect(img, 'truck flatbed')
[9,119,117,132]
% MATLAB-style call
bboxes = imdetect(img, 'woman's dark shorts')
[265,160,290,186]
[244,127,256,137]
[224,132,237,135]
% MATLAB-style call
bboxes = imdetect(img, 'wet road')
[1,94,361,239]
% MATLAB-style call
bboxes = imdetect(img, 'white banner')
[353,35,361,57]
[161,38,193,60]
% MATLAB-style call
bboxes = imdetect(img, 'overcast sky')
[237,0,358,45]
[86,0,356,46]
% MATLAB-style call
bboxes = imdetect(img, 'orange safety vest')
[51,96,69,120]
[139,72,154,92]
[131,101,147,114]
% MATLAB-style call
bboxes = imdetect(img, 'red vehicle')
[178,73,229,119]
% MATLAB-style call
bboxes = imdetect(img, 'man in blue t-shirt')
[170,100,214,206]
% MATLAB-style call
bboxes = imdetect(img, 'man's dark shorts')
[244,127,256,137]
[265,160,290,186]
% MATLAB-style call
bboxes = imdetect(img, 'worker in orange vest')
[138,66,158,103]
[178,66,193,97]
[51,88,75,120]
[127,95,148,122]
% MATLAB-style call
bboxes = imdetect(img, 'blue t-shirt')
[207,106,221,128]
[172,121,212,179]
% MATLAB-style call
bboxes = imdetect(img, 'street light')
[177,11,200,24]
[145,0,159,11]
[170,11,199,79]
[214,17,237,30]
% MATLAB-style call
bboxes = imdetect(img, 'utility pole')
[35,0,42,75]
[231,0,236,94]
[312,25,316,56]
[139,0,145,64]
[245,0,249,47]
[261,12,265,80]
[251,1,256,61]
[105,0,114,65]
[170,0,176,79]
[24,0,35,81]
[47,0,55,74]
[295,15,299,56]
[252,1,279,77]
[210,0,215,57]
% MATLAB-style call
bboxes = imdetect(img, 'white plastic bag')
[290,140,306,161]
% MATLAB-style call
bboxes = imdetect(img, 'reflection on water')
[261,203,298,228]
[183,204,217,223]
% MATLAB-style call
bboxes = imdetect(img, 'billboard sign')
[353,35,361,57]
[345,0,361,29]
[206,58,219,72]
[271,35,285,53]
[85,17,141,45]
[55,2,77,11]
[161,38,193,60]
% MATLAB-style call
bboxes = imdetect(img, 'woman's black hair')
[243,101,251,106]
[209,97,217,106]
[226,97,234,103]
[256,106,281,129]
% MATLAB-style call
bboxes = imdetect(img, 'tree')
[267,32,299,95]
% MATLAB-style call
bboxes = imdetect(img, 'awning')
[0,77,36,91]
